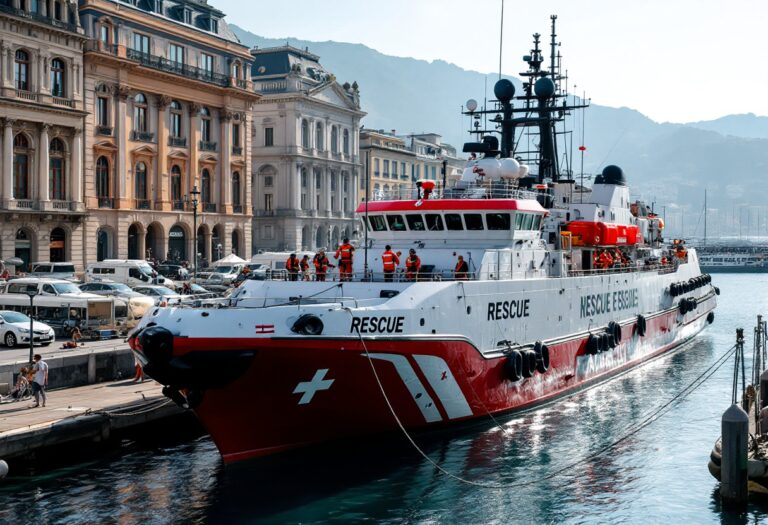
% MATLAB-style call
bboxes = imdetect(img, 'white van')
[86,260,176,290]
[28,262,78,281]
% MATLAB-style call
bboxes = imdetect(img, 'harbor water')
[0,273,766,524]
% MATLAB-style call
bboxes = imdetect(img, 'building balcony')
[135,199,151,210]
[232,145,243,155]
[98,197,114,209]
[131,130,155,142]
[124,47,230,88]
[235,78,250,90]
[203,203,216,213]
[199,141,217,152]
[14,89,39,103]
[172,200,185,211]
[233,204,243,214]
[253,210,276,217]
[1,199,37,211]
[0,3,80,33]
[52,96,74,108]
[168,136,187,147]
[96,125,113,136]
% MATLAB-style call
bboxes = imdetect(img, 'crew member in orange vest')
[598,249,614,270]
[381,245,400,282]
[405,248,421,281]
[313,249,332,281]
[300,255,311,281]
[454,255,469,280]
[285,253,300,281]
[334,238,355,281]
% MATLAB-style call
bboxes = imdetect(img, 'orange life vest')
[336,243,354,261]
[406,255,421,272]
[286,257,299,271]
[313,254,329,271]
[382,250,399,271]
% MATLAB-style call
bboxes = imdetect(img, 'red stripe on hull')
[174,301,715,464]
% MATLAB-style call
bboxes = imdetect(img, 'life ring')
[504,351,523,382]
[586,334,599,355]
[707,312,715,324]
[522,350,537,378]
[535,342,550,374]
[636,314,647,337]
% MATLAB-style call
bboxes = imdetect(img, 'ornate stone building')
[0,0,87,270]
[80,0,258,265]
[359,130,417,199]
[250,45,365,252]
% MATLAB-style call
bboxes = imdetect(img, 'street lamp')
[189,185,200,281]
[25,287,38,365]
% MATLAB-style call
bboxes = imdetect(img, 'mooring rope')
[346,306,736,490]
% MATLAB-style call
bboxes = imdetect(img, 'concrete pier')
[0,380,184,462]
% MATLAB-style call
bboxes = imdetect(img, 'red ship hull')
[136,298,715,464]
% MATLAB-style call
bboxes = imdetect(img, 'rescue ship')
[129,19,718,464]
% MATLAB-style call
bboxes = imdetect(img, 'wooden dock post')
[721,404,749,506]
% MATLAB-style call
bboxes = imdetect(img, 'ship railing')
[369,181,539,202]
[264,268,478,283]
[568,261,677,277]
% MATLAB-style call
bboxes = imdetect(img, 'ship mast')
[704,188,708,245]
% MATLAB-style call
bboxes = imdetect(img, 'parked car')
[86,260,176,290]
[27,262,78,281]
[132,285,190,306]
[79,281,145,299]
[196,272,230,292]
[156,264,183,280]
[0,310,55,348]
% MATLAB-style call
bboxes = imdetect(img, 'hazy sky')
[218,0,766,123]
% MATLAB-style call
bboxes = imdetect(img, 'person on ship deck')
[381,245,400,282]
[454,255,469,280]
[335,238,355,282]
[285,254,300,281]
[405,249,421,281]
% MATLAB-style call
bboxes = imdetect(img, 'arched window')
[14,50,29,91]
[201,169,211,203]
[331,126,339,153]
[133,93,148,132]
[170,100,183,139]
[200,107,211,142]
[232,171,241,206]
[50,227,66,262]
[50,58,65,97]
[96,156,110,200]
[301,119,309,149]
[13,134,30,199]
[171,165,182,202]
[233,61,241,79]
[135,161,147,201]
[315,122,324,151]
[49,138,66,200]
[343,129,350,155]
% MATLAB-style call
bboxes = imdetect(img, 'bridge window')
[369,215,387,232]
[486,213,511,230]
[406,214,425,231]
[386,214,406,231]
[464,213,484,231]
[445,213,463,230]
[522,213,534,230]
[515,213,524,230]
[425,214,444,231]
[533,215,543,230]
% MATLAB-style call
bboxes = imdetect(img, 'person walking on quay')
[300,255,311,281]
[30,354,48,408]
[381,245,400,282]
[313,250,332,282]
[335,238,355,282]
[405,249,421,281]
[454,255,469,280]
[285,253,300,281]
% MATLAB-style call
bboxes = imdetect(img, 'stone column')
[36,51,45,94]
[155,95,170,210]
[2,119,14,201]
[115,85,129,205]
[38,124,50,202]
[220,110,232,212]
[71,128,82,209]
[40,0,47,17]
[189,103,201,193]
[0,44,7,90]
[336,171,343,213]
[325,168,332,213]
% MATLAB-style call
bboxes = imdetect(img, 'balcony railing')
[8,199,37,210]
[0,3,80,33]
[51,200,70,210]
[124,48,230,88]
[131,130,155,142]
[96,125,113,136]
[231,145,243,155]
[135,199,151,210]
[203,203,216,213]
[236,78,248,89]
[172,200,185,211]
[199,141,217,152]
[98,197,114,209]
[168,136,187,147]
[233,204,243,214]
[256,80,288,93]
[15,90,39,102]
[52,96,74,108]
